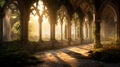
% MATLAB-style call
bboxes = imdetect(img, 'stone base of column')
[67,38,72,45]
[115,40,120,45]
[50,39,56,48]
[39,40,43,43]
[93,42,102,49]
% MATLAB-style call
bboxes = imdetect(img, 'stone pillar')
[65,24,67,39]
[89,23,92,42]
[0,7,4,43]
[0,17,3,43]
[67,17,71,42]
[93,17,102,48]
[116,20,120,43]
[20,10,30,43]
[75,23,77,40]
[61,23,63,40]
[50,19,55,41]
[18,1,30,43]
[39,19,42,42]
[79,21,83,44]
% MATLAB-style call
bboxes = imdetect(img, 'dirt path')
[27,44,120,67]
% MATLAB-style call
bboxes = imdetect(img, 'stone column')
[75,23,77,40]
[67,17,71,43]
[93,17,102,48]
[61,23,63,40]
[0,7,4,43]
[88,23,92,42]
[116,20,120,43]
[39,19,42,42]
[0,17,3,43]
[18,1,30,43]
[0,6,4,44]
[50,19,55,41]
[79,21,83,44]
[65,24,67,39]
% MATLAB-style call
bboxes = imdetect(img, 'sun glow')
[29,0,51,41]
[55,21,61,40]
[29,14,39,41]
[29,0,70,41]
[71,23,75,40]
[42,15,50,41]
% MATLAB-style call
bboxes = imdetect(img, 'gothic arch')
[101,4,118,22]
[100,3,118,42]
[29,0,50,41]
[3,1,20,41]
[55,5,69,40]
[71,12,81,40]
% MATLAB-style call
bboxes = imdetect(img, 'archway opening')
[101,5,117,43]
[83,17,89,40]
[29,0,50,41]
[55,5,68,40]
[3,2,20,41]
[42,15,50,41]
[71,13,81,40]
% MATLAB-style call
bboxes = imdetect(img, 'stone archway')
[29,0,50,42]
[101,4,117,43]
[55,5,69,41]
[3,2,20,41]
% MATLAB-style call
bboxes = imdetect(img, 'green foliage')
[12,21,20,33]
[11,21,20,40]
[0,0,5,7]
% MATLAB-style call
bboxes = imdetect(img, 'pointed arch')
[29,0,50,41]
[100,3,118,42]
[3,1,20,41]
